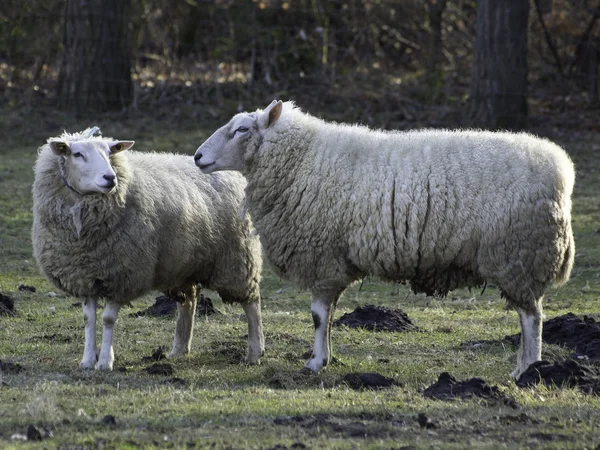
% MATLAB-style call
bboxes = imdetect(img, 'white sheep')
[32,128,264,370]
[194,100,575,379]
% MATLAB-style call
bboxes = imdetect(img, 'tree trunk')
[57,0,133,112]
[573,32,599,104]
[468,0,529,130]
[426,0,448,76]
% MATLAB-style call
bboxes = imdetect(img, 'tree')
[426,0,448,77]
[468,0,529,130]
[57,0,133,112]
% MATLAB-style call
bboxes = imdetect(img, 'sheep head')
[194,100,283,174]
[48,138,134,195]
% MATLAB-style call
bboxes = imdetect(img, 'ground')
[0,105,599,449]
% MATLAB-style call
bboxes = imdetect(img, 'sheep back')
[245,106,574,308]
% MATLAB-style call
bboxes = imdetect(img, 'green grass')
[1,106,599,449]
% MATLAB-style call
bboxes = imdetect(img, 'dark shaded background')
[1,0,598,132]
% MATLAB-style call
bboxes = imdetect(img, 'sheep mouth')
[197,162,215,172]
[97,182,117,192]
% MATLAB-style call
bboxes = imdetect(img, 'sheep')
[193,100,575,379]
[32,127,264,370]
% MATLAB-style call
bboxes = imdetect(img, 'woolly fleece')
[33,129,263,367]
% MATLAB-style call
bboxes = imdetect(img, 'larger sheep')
[194,100,575,379]
[33,128,264,370]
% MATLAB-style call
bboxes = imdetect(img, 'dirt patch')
[463,313,600,361]
[266,444,307,450]
[341,372,401,390]
[100,415,117,426]
[131,294,221,318]
[144,363,174,376]
[333,305,419,332]
[195,294,221,316]
[417,413,436,429]
[540,313,600,361]
[0,360,23,374]
[0,292,15,317]
[516,360,600,394]
[423,372,519,408]
[273,412,405,439]
[162,377,187,387]
[131,295,176,317]
[17,284,36,293]
[499,413,540,425]
[214,340,246,364]
[141,346,168,363]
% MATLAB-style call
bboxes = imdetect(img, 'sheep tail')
[554,223,575,286]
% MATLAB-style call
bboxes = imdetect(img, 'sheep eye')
[72,152,83,158]
[235,126,249,135]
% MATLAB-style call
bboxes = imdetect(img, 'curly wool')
[243,103,575,310]
[32,131,262,305]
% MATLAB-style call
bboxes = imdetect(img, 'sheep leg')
[304,291,340,373]
[96,301,121,370]
[511,301,543,380]
[80,297,97,369]
[242,300,265,364]
[169,286,197,357]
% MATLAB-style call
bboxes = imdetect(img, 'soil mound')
[516,360,600,394]
[0,293,15,317]
[540,313,600,361]
[333,305,418,332]
[144,363,174,376]
[423,372,519,408]
[131,294,220,318]
[141,346,168,363]
[0,360,23,373]
[342,372,400,390]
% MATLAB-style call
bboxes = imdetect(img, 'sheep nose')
[103,174,115,182]
[194,152,202,162]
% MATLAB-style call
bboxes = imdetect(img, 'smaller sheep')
[32,127,264,370]
[194,100,575,379]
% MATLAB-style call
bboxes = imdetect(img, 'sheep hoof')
[168,349,189,358]
[79,360,96,370]
[510,368,524,381]
[299,366,319,376]
[95,362,113,371]
[244,355,261,365]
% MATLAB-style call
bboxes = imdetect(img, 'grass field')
[1,106,599,449]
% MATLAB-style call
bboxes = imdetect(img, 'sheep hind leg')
[303,290,342,373]
[80,297,98,369]
[511,299,543,380]
[241,299,264,365]
[169,286,197,358]
[96,301,121,371]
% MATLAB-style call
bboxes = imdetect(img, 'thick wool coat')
[32,133,261,305]
[243,104,574,310]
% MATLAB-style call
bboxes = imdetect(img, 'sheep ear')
[257,100,283,130]
[109,141,134,154]
[49,141,70,156]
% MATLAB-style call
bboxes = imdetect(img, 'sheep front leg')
[96,301,121,370]
[80,297,97,369]
[169,287,197,357]
[511,300,543,380]
[242,299,265,364]
[304,290,341,373]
